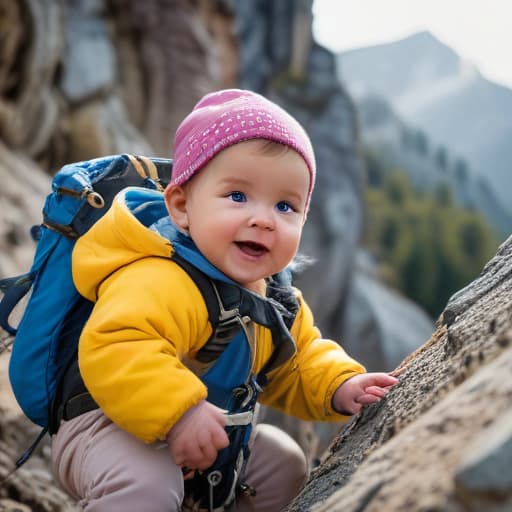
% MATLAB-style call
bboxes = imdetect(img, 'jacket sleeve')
[78,257,213,443]
[258,290,365,421]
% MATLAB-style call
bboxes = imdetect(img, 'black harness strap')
[170,253,220,329]
[172,253,298,380]
[206,279,298,380]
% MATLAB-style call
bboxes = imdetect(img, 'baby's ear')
[164,184,189,231]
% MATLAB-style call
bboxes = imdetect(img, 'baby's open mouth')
[235,241,268,256]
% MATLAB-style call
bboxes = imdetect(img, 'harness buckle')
[224,411,253,427]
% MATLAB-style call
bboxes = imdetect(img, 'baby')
[51,89,397,512]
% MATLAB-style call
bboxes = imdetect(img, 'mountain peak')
[397,30,460,60]
[339,30,461,96]
[401,30,446,46]
[336,30,512,223]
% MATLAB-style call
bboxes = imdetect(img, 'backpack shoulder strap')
[170,252,220,329]
[172,251,297,381]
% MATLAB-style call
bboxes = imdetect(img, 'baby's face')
[176,140,309,291]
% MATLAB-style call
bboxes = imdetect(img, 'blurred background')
[1,0,510,426]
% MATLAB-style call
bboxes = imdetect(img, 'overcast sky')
[312,0,512,89]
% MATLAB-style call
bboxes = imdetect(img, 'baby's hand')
[332,373,398,415]
[166,400,229,472]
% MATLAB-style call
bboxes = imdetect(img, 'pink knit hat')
[171,89,316,208]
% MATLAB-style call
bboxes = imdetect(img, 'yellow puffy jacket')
[73,188,365,443]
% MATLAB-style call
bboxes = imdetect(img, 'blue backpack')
[0,153,297,509]
[0,154,172,428]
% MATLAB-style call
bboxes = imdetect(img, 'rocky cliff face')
[287,234,512,511]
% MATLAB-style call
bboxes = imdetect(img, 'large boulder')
[287,235,512,511]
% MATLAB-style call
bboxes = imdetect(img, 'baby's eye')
[229,191,246,202]
[276,201,293,213]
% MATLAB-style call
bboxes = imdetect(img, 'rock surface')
[286,235,512,511]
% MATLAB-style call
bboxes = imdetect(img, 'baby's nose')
[249,208,275,230]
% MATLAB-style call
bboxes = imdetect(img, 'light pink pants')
[51,409,308,511]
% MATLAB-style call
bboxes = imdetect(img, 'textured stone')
[109,0,228,156]
[60,0,115,102]
[0,0,62,155]
[0,499,31,512]
[287,235,512,512]
[455,409,512,494]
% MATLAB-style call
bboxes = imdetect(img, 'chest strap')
[173,253,298,381]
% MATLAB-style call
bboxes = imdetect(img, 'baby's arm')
[332,373,398,415]
[166,400,229,473]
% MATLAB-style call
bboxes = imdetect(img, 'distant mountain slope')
[337,31,512,216]
[356,94,512,236]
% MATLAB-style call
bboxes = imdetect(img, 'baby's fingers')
[345,400,362,414]
[195,443,219,470]
[370,373,399,387]
[183,440,206,464]
[210,425,230,451]
[177,443,217,470]
[364,385,387,397]
[356,393,382,405]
